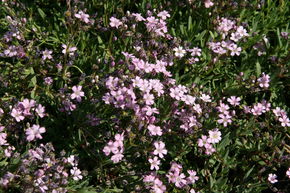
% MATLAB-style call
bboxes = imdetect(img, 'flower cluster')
[208,18,249,56]
[103,133,125,163]
[0,143,82,192]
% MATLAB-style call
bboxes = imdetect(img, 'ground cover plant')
[0,0,289,192]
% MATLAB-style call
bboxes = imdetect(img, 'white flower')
[208,129,222,144]
[62,44,77,56]
[173,46,186,58]
[200,94,211,102]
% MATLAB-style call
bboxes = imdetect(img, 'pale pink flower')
[272,107,286,117]
[62,44,77,56]
[143,92,155,105]
[74,11,90,23]
[236,26,249,37]
[286,168,290,178]
[205,145,216,155]
[110,17,122,28]
[149,156,160,170]
[200,94,211,102]
[143,174,155,182]
[229,44,242,56]
[174,173,187,188]
[35,104,46,118]
[204,0,214,8]
[257,73,270,88]
[198,135,208,147]
[217,113,232,127]
[67,155,76,166]
[153,141,167,158]
[143,106,159,116]
[157,11,170,20]
[279,116,290,127]
[268,173,278,184]
[11,108,24,122]
[181,95,196,105]
[0,132,7,146]
[25,124,46,141]
[132,13,145,21]
[70,167,82,181]
[19,99,35,116]
[230,32,242,42]
[227,96,241,106]
[148,124,162,136]
[193,104,202,114]
[111,152,124,163]
[4,146,15,157]
[217,103,230,114]
[42,49,53,60]
[187,170,199,184]
[208,129,222,144]
[71,85,85,102]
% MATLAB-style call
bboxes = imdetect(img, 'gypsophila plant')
[0,0,289,192]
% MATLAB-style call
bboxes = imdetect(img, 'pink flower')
[111,152,124,163]
[42,49,52,60]
[227,96,241,106]
[257,73,270,88]
[25,124,46,141]
[268,173,278,184]
[62,44,77,56]
[204,0,214,8]
[70,167,83,181]
[153,141,167,158]
[229,44,242,56]
[208,129,222,144]
[174,173,187,188]
[132,13,145,22]
[142,106,159,116]
[35,104,46,118]
[0,132,7,146]
[11,108,24,122]
[19,99,35,116]
[75,11,90,23]
[205,145,216,155]
[143,92,155,105]
[278,116,290,127]
[110,17,122,28]
[71,85,85,102]
[198,135,208,147]
[67,155,76,166]
[149,156,160,170]
[217,113,232,127]
[148,125,162,136]
[286,168,290,178]
[200,94,211,102]
[187,170,199,184]
[157,11,170,20]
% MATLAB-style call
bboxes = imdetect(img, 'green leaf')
[37,8,46,19]
[255,61,261,76]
